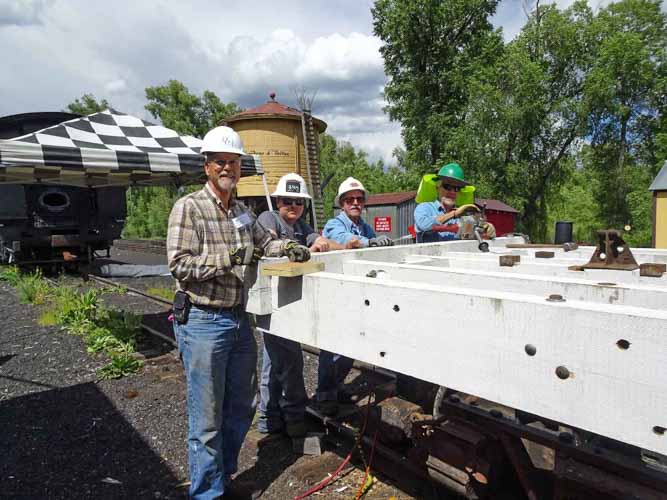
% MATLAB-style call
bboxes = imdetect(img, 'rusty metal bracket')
[583,230,638,271]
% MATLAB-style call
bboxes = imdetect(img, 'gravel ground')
[0,254,434,500]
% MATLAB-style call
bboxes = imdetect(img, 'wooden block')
[260,260,325,277]
[535,251,555,259]
[292,433,324,456]
[640,263,666,278]
[499,255,520,267]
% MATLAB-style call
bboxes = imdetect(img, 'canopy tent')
[0,109,265,189]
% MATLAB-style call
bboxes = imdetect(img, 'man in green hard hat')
[413,162,495,243]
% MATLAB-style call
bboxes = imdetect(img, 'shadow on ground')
[0,382,185,499]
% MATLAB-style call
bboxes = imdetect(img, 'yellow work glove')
[481,222,496,239]
[454,204,480,217]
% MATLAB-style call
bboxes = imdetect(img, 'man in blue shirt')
[414,163,495,243]
[316,177,392,415]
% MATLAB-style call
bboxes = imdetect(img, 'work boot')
[285,420,307,438]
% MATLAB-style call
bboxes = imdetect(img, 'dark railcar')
[0,112,127,263]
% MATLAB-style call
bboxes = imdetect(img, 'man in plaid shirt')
[167,126,310,500]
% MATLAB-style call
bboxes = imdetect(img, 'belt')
[194,303,244,314]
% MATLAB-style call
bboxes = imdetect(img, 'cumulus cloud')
[0,0,51,26]
[104,79,127,94]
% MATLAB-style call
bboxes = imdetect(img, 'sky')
[0,0,637,164]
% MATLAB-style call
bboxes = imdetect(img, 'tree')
[145,80,241,137]
[372,0,503,172]
[65,94,109,115]
[583,0,666,233]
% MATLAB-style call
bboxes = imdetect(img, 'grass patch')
[5,267,144,379]
[146,286,174,301]
[0,265,21,286]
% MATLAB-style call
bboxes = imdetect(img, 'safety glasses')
[440,183,462,192]
[208,158,240,168]
[342,196,365,205]
[279,198,305,206]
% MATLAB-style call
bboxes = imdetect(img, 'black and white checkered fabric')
[0,109,263,187]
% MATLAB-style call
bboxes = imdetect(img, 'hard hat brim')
[271,191,312,199]
[200,146,245,156]
[437,175,470,187]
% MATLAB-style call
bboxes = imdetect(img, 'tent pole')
[261,173,273,211]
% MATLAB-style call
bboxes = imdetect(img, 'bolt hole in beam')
[555,365,571,380]
[525,344,537,356]
[654,426,666,436]
[616,339,631,350]
[380,351,386,357]
[393,304,400,312]
[364,299,370,306]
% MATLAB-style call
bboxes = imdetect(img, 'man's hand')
[455,204,480,217]
[285,240,311,262]
[229,246,263,266]
[310,236,330,253]
[369,235,394,247]
[481,222,496,239]
[345,238,362,249]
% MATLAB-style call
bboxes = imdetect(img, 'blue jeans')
[174,306,258,500]
[258,332,307,433]
[316,350,354,402]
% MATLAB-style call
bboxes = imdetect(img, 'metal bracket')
[583,230,638,271]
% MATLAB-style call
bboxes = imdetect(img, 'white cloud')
[105,79,127,94]
[0,0,51,26]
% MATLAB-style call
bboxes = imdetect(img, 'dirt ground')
[0,259,440,499]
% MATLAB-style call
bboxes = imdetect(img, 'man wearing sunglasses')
[167,127,311,500]
[255,173,348,439]
[414,162,495,243]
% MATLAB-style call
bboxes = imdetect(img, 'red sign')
[374,216,392,232]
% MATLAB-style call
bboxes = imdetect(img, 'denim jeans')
[316,350,354,402]
[257,332,307,433]
[174,306,258,500]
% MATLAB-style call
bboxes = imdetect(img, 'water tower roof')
[224,93,327,132]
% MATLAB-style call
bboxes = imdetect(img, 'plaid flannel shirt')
[167,183,286,308]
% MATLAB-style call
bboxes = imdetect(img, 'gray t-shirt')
[257,210,319,247]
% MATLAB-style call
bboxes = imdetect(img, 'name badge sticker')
[232,212,253,230]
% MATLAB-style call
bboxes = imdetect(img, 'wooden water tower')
[224,93,327,229]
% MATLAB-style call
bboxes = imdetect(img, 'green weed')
[146,287,174,301]
[0,266,21,286]
[16,269,50,304]
[98,345,143,379]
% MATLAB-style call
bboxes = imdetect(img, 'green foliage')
[16,269,50,304]
[123,186,181,238]
[66,94,109,115]
[145,80,241,137]
[98,346,143,380]
[0,266,21,286]
[372,0,503,171]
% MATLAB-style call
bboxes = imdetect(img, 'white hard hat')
[200,126,245,155]
[272,173,312,199]
[336,177,367,206]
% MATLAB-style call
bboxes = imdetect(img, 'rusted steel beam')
[583,230,639,270]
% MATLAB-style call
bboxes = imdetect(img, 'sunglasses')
[342,196,365,205]
[440,183,462,192]
[208,158,240,168]
[279,198,305,206]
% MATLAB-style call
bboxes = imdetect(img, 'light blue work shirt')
[323,212,376,247]
[414,201,460,242]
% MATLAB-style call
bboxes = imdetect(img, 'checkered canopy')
[0,109,263,187]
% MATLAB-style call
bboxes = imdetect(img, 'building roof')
[649,161,667,191]
[364,190,519,213]
[366,191,418,206]
[224,93,327,132]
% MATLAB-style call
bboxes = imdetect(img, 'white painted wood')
[250,238,667,455]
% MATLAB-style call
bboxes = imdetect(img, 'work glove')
[229,246,264,266]
[480,222,496,239]
[369,235,394,247]
[284,240,311,262]
[454,204,480,218]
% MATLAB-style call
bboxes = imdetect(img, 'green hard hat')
[437,162,469,186]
